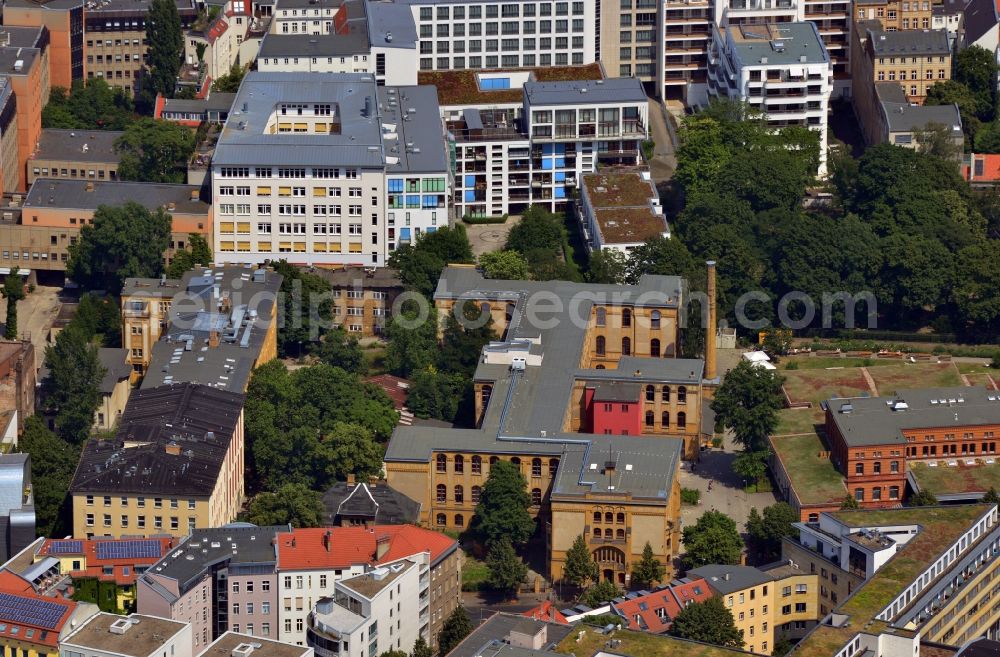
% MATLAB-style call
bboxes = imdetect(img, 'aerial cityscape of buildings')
[0,0,992,655]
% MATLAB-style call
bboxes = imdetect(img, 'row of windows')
[85,495,195,509]
[419,35,583,53]
[907,442,998,457]
[875,69,946,82]
[219,185,364,196]
[32,167,113,179]
[230,601,271,615]
[854,461,900,475]
[853,485,901,501]
[595,336,667,357]
[85,514,194,530]
[420,21,584,38]
[217,242,373,255]
[594,307,663,328]
[419,53,584,70]
[418,2,585,21]
[435,485,542,506]
[642,410,687,428]
[435,454,559,476]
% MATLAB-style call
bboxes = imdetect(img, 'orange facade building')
[3,0,84,89]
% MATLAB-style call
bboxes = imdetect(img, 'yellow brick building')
[386,265,720,585]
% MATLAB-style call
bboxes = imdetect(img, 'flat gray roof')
[689,564,775,595]
[366,0,418,49]
[378,85,448,174]
[869,27,950,55]
[0,26,47,49]
[447,613,575,657]
[216,72,385,168]
[881,96,962,133]
[828,386,1000,447]
[63,613,187,657]
[30,129,122,164]
[385,266,692,503]
[523,77,646,106]
[258,31,370,58]
[161,93,235,114]
[0,46,40,76]
[23,179,208,214]
[727,22,829,66]
[199,632,313,657]
[141,266,282,393]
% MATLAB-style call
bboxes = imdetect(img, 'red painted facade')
[586,386,643,436]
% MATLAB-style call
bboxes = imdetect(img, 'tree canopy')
[668,597,744,648]
[213,63,247,93]
[711,361,784,452]
[388,226,474,297]
[485,538,527,599]
[116,119,196,184]
[563,534,598,587]
[746,503,799,561]
[67,202,172,294]
[245,360,397,492]
[246,483,325,528]
[21,417,80,536]
[166,233,212,279]
[2,269,24,340]
[43,326,106,445]
[681,510,744,569]
[142,0,184,104]
[437,607,473,656]
[479,250,530,280]
[631,542,666,588]
[318,327,366,375]
[42,80,134,131]
[271,260,333,357]
[470,459,535,548]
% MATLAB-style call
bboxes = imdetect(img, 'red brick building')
[826,387,1000,508]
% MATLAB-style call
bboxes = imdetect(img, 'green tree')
[668,597,744,648]
[711,361,785,452]
[915,123,963,162]
[246,483,325,528]
[582,580,622,607]
[437,607,473,656]
[722,148,815,212]
[143,0,184,102]
[563,534,598,587]
[485,538,527,599]
[116,118,196,184]
[320,422,386,482]
[505,206,565,255]
[384,301,438,378]
[213,62,247,93]
[471,460,535,548]
[631,542,666,588]
[410,638,432,657]
[378,651,407,657]
[21,417,80,536]
[166,233,212,278]
[975,120,1000,153]
[983,487,1000,504]
[761,330,792,360]
[438,301,496,377]
[953,241,1000,336]
[587,249,628,284]
[318,328,366,375]
[2,269,24,339]
[407,369,465,422]
[909,490,938,507]
[732,450,769,489]
[42,80,135,131]
[70,293,123,348]
[954,45,999,119]
[925,80,982,141]
[67,202,172,294]
[524,247,577,282]
[388,226,474,297]
[746,502,799,561]
[271,261,333,357]
[479,250,530,280]
[681,510,743,569]
[841,495,860,510]
[43,327,106,444]
[625,236,697,283]
[771,636,794,657]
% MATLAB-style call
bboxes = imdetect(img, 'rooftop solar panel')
[95,539,163,561]
[47,541,83,555]
[0,593,68,630]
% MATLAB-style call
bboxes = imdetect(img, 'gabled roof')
[0,570,78,647]
[964,0,999,45]
[38,537,174,585]
[276,525,457,571]
[611,579,712,633]
[322,481,421,525]
[521,601,569,625]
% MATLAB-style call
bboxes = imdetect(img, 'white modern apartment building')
[211,72,449,266]
[707,22,833,174]
[448,74,648,218]
[306,561,420,657]
[403,0,596,72]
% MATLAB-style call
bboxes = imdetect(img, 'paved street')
[678,431,779,534]
[0,284,61,370]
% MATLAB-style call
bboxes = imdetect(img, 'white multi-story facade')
[401,0,596,72]
[448,75,648,218]
[212,72,449,266]
[306,561,421,657]
[707,22,833,174]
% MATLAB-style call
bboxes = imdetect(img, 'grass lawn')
[462,555,489,591]
[781,368,872,407]
[769,432,846,505]
[782,356,896,370]
[554,625,748,657]
[957,362,997,375]
[867,362,962,395]
[774,408,824,436]
[910,461,1000,496]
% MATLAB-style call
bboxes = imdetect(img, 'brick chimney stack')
[705,261,717,380]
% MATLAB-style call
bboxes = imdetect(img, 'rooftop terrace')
[419,64,603,106]
[554,625,753,657]
[769,432,845,505]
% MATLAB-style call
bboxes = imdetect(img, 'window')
[531,488,542,505]
[596,307,606,326]
[596,335,606,356]
[436,513,446,526]
[472,455,482,474]
[661,411,669,427]
[855,488,864,501]
[677,412,686,428]
[646,385,655,402]
[662,386,670,402]
[651,339,660,357]
[855,463,864,475]
[454,455,464,473]
[645,411,654,426]
[622,337,631,355]
[622,309,632,326]
[678,386,687,403]
[454,486,464,503]
[436,454,447,472]
[532,458,542,477]
[436,484,446,502]
[651,310,661,329]
[472,486,481,503]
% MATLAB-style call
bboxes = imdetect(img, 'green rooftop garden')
[910,461,1000,497]
[769,432,845,505]
[554,625,752,657]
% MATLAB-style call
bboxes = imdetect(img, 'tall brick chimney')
[705,261,717,380]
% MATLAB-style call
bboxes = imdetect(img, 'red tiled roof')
[0,571,77,647]
[276,525,457,571]
[521,601,569,625]
[611,579,712,634]
[965,153,1000,182]
[39,538,174,586]
[365,374,410,411]
[207,18,229,43]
